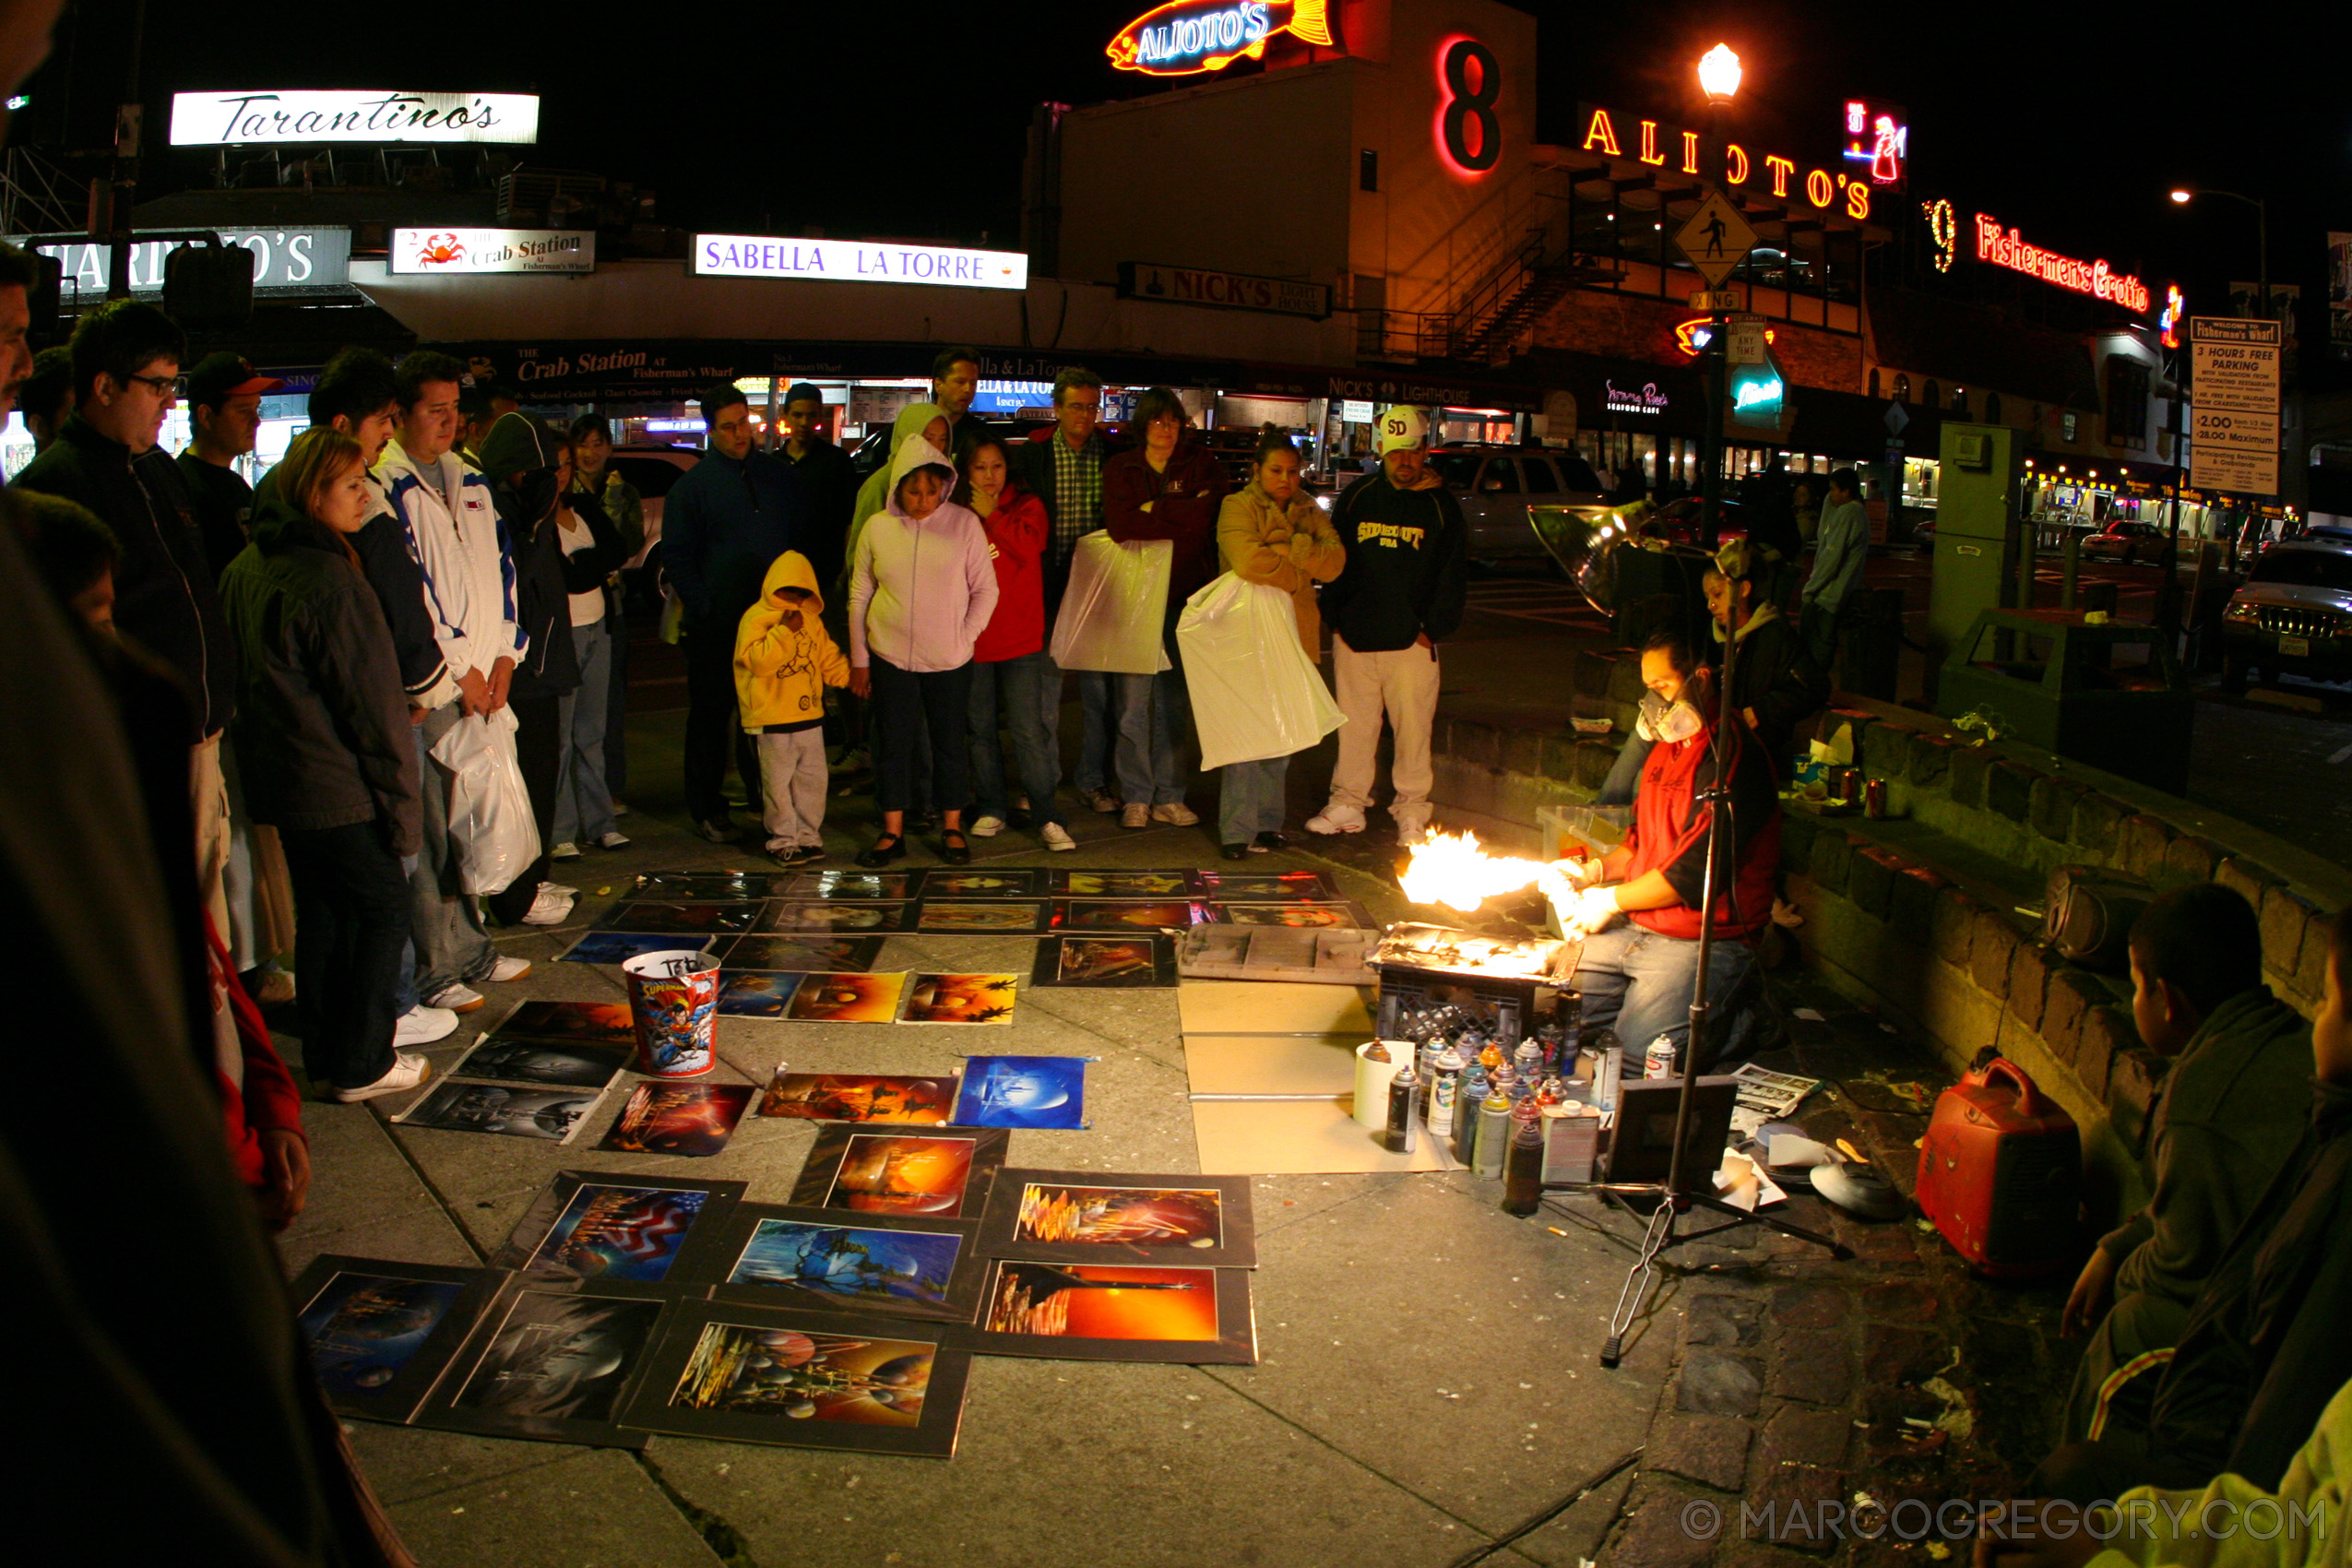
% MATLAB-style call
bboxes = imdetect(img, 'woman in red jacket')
[1101,386,1226,830]
[962,437,1075,851]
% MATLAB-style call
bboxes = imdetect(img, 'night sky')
[36,0,2347,315]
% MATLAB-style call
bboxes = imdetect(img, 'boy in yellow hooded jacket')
[736,551,851,864]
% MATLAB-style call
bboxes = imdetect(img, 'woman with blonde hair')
[219,428,425,1102]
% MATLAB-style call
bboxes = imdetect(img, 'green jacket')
[2101,986,2314,1307]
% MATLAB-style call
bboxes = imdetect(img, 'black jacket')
[1320,471,1470,652]
[783,437,859,597]
[2145,1077,2352,1491]
[479,415,628,703]
[176,450,256,580]
[217,508,422,854]
[18,416,234,740]
[1714,606,1824,762]
[255,461,452,709]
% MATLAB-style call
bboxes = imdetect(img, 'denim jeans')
[970,651,1067,826]
[1219,754,1289,843]
[1073,668,1117,796]
[603,584,630,797]
[409,703,495,998]
[281,819,410,1089]
[1569,921,1756,1074]
[1597,732,1655,807]
[552,620,618,845]
[1113,608,1187,808]
[683,612,759,822]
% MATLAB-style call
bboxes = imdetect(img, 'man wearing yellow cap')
[1307,406,1467,846]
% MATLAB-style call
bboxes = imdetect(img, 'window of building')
[1985,392,2002,424]
[1360,149,1379,193]
[1951,386,1969,416]
[1869,368,1881,398]
[1895,374,1910,403]
[2106,358,2151,448]
[2062,411,2079,442]
[1924,380,1942,408]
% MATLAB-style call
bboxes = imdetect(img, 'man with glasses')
[18,300,239,940]
[1012,366,1123,820]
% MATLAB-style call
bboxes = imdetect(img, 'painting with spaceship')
[716,1214,975,1320]
[291,1256,495,1422]
[624,1304,971,1455]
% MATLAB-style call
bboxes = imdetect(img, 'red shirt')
[973,484,1049,662]
[1621,715,1781,943]
[1102,440,1229,602]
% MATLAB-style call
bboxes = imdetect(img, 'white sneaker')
[595,830,631,849]
[540,880,578,897]
[969,815,1005,837]
[1120,802,1150,829]
[1150,802,1200,826]
[1040,823,1077,852]
[1395,817,1431,848]
[1305,802,1367,835]
[331,1051,431,1104]
[425,982,484,1014]
[488,956,534,983]
[394,1004,459,1047]
[521,886,575,925]
[550,841,581,859]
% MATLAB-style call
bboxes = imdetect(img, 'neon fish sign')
[1973,213,2151,314]
[1106,0,1333,76]
[2160,283,2184,350]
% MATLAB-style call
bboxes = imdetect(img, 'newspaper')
[1730,1063,1823,1119]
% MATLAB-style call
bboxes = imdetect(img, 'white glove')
[1538,859,1593,909]
[1567,884,1621,936]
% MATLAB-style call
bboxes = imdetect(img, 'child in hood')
[736,550,851,865]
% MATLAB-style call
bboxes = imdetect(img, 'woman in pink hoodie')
[847,434,999,865]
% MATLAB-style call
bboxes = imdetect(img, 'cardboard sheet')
[1190,1096,1455,1175]
[1182,1033,1362,1099]
[1174,980,1374,1037]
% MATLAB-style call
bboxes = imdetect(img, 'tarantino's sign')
[168,90,540,147]
[1118,261,1330,318]
[24,228,352,293]
[391,228,595,275]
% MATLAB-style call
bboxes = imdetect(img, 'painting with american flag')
[495,1170,745,1288]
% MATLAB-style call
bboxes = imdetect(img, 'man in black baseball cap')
[179,350,285,577]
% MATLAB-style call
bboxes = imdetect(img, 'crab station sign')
[1575,104,1873,220]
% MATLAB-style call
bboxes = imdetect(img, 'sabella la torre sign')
[691,235,1028,291]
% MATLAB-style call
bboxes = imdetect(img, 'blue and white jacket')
[374,436,525,685]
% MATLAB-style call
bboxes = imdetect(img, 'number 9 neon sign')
[1436,37,1501,175]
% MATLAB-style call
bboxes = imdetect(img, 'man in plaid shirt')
[1014,368,1125,816]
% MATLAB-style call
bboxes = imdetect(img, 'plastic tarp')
[428,704,540,895]
[1176,573,1345,770]
[1049,532,1172,674]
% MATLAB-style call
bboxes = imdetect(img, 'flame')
[1399,830,1552,913]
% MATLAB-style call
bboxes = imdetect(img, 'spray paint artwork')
[821,1134,981,1216]
[525,1184,711,1282]
[1013,1183,1221,1249]
[952,1055,1089,1130]
[298,1272,467,1396]
[982,1263,1218,1341]
[599,1083,756,1158]
[448,1291,662,1429]
[759,1074,956,1125]
[670,1323,934,1428]
[899,974,1018,1025]
[727,1220,966,1313]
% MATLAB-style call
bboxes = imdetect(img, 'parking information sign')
[2189,316,2281,495]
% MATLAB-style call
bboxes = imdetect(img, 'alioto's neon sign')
[1106,0,1332,76]
[1576,104,1871,220]
[1973,214,2150,314]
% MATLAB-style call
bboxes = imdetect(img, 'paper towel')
[1352,1040,1408,1130]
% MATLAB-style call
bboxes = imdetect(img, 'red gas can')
[1916,1058,2080,1277]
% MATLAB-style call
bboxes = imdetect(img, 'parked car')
[606,445,700,572]
[2079,518,2168,565]
[1422,445,1610,561]
[2220,539,2352,691]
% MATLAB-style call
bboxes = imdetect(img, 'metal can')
[1644,1033,1679,1079]
[1865,778,1888,818]
[1833,766,1862,805]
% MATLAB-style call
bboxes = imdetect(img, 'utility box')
[1935,607,2194,793]
[1928,422,2025,701]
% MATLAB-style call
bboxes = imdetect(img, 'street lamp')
[1697,43,1742,104]
[2168,185,2269,315]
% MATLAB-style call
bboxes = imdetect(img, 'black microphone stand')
[1590,564,1848,1370]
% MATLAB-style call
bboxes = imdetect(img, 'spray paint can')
[1514,1039,1541,1087]
[1644,1033,1679,1080]
[1453,1065,1487,1165]
[1502,1099,1546,1215]
[1384,1063,1420,1154]
[1493,998,1522,1048]
[1594,1041,1622,1116]
[1429,1046,1466,1138]
[1416,1040,1440,1105]
[1476,1090,1512,1179]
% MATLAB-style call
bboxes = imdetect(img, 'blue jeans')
[1073,668,1117,796]
[1598,732,1654,806]
[409,703,495,998]
[1113,608,1187,808]
[1570,921,1756,1074]
[1219,754,1289,844]
[970,651,1066,826]
[552,620,618,844]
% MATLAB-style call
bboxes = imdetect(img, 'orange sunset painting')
[984,1263,1218,1340]
[825,1134,980,1216]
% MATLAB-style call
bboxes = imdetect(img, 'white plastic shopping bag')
[1049,532,1172,674]
[1176,573,1345,770]
[428,705,540,895]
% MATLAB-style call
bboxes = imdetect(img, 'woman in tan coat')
[1212,434,1347,857]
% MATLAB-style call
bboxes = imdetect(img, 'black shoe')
[856,834,906,867]
[792,846,826,866]
[939,829,972,866]
[1253,831,1288,853]
[1221,842,1251,861]
[695,817,741,844]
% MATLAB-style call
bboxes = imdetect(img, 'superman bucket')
[621,949,721,1078]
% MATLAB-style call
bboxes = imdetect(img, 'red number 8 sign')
[1437,38,1502,174]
